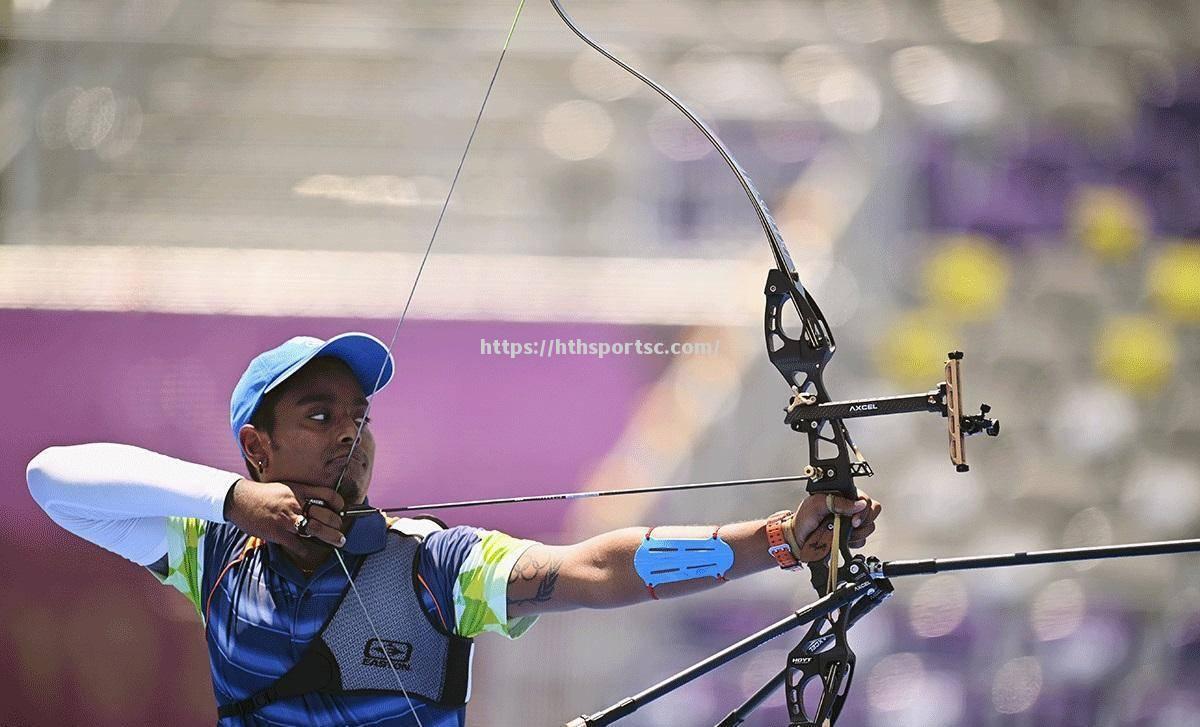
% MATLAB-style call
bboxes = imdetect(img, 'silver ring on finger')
[303,498,328,519]
[295,515,313,538]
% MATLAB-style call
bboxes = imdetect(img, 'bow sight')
[782,349,1000,485]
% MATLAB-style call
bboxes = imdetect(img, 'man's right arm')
[26,443,240,567]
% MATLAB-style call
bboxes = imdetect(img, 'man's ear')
[239,424,270,466]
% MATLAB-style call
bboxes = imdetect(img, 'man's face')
[256,357,376,503]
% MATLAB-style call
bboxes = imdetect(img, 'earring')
[257,461,265,471]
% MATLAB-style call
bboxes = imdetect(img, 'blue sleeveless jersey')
[150,516,538,726]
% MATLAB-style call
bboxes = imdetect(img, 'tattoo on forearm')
[507,552,561,607]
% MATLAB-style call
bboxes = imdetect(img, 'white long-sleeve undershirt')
[26,443,240,566]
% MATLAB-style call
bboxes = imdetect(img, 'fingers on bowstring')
[305,503,345,539]
[287,486,347,548]
[298,513,346,548]
[290,483,347,514]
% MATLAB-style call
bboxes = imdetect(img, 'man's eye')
[309,412,328,422]
[355,416,372,426]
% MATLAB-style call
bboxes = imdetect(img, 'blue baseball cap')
[230,332,395,452]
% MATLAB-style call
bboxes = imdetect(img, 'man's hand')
[791,490,881,562]
[225,478,348,549]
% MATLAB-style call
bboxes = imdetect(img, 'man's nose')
[337,414,359,442]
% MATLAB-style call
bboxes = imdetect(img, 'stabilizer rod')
[883,538,1200,578]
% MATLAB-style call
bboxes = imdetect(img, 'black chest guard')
[218,528,473,719]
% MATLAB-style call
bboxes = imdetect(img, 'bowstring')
[328,2,529,723]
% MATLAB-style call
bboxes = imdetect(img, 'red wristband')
[766,510,803,571]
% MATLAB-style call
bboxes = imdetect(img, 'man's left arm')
[507,491,880,617]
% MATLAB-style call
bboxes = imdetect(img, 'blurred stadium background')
[4,0,1200,725]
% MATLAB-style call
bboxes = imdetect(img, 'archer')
[27,331,881,726]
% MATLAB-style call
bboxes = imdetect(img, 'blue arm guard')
[633,528,734,591]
